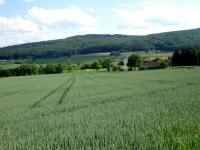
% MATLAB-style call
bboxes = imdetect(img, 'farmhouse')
[145,60,160,69]
[144,56,169,69]
[146,56,169,61]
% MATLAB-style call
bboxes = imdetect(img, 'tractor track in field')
[58,74,76,105]
[83,74,98,82]
[30,74,73,108]
[33,80,200,117]
[37,93,132,118]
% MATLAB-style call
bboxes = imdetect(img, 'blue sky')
[0,0,200,47]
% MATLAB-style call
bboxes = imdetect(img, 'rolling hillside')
[1,28,200,59]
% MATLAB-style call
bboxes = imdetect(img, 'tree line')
[0,64,63,77]
[80,54,168,72]
[172,49,200,66]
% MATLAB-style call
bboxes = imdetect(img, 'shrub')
[43,64,63,74]
[159,61,168,69]
[0,64,63,77]
[112,65,120,71]
[139,64,147,70]
[91,60,102,70]
[119,67,125,72]
[118,60,124,66]
[80,64,91,69]
[0,69,11,77]
[128,67,133,71]
[66,65,73,72]
[55,64,63,73]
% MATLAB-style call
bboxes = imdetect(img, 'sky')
[0,0,200,47]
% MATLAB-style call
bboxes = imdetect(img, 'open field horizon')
[0,68,200,149]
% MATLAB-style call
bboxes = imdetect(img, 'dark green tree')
[55,64,63,73]
[38,65,44,74]
[102,59,112,71]
[43,64,56,74]
[0,69,11,77]
[118,60,124,66]
[181,49,198,66]
[172,50,181,66]
[91,60,102,70]
[127,54,141,70]
[172,49,200,66]
[159,61,168,69]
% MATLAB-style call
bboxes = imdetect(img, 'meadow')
[0,68,200,149]
[25,53,113,65]
[29,51,172,65]
[0,61,20,69]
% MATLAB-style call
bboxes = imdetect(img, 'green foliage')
[159,61,169,69]
[91,60,102,70]
[56,64,63,73]
[127,54,141,70]
[15,65,38,76]
[1,28,200,59]
[112,65,120,71]
[38,65,44,74]
[0,69,10,77]
[118,60,124,66]
[128,67,133,71]
[0,64,63,77]
[66,65,73,72]
[139,63,147,70]
[172,50,181,66]
[101,58,112,72]
[101,59,111,68]
[43,64,63,74]
[172,49,200,66]
[80,64,91,69]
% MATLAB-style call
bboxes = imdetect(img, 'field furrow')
[58,74,76,105]
[30,74,73,108]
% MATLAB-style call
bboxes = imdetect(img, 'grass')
[24,53,113,65]
[122,51,172,57]
[0,61,20,69]
[0,68,200,149]
[18,51,172,65]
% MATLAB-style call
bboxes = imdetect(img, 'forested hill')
[1,28,200,59]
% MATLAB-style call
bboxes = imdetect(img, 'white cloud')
[0,5,99,47]
[0,16,39,32]
[0,16,43,47]
[114,2,200,35]
[0,0,5,5]
[86,8,95,13]
[28,6,97,26]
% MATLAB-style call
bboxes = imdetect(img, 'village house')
[145,56,169,69]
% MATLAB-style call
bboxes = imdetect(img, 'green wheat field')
[0,68,200,149]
